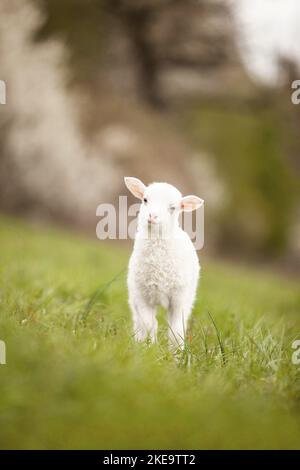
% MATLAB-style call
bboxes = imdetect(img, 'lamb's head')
[124,176,203,234]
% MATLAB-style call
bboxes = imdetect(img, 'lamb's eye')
[143,198,148,203]
[169,205,176,212]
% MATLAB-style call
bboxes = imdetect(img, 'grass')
[0,215,300,449]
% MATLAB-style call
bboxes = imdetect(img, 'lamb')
[124,176,203,349]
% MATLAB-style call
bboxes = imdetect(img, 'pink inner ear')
[133,183,144,198]
[126,178,145,199]
[181,196,202,211]
[182,198,194,208]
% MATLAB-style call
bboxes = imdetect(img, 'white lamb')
[124,176,203,349]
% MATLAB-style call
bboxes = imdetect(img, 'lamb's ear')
[181,195,204,212]
[124,177,146,200]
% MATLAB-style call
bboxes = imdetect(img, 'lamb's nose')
[148,213,158,223]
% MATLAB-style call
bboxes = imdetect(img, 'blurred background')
[1,0,300,451]
[0,0,299,270]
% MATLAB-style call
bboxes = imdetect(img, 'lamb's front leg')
[168,293,193,349]
[131,298,157,343]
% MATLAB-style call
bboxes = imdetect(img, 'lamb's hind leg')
[168,292,193,350]
[130,297,157,343]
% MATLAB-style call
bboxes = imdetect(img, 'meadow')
[0,216,299,449]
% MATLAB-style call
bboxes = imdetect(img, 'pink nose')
[148,213,158,223]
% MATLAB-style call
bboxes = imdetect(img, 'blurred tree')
[34,0,108,85]
[2,0,297,261]
[35,0,240,107]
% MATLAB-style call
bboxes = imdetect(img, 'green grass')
[0,216,300,449]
